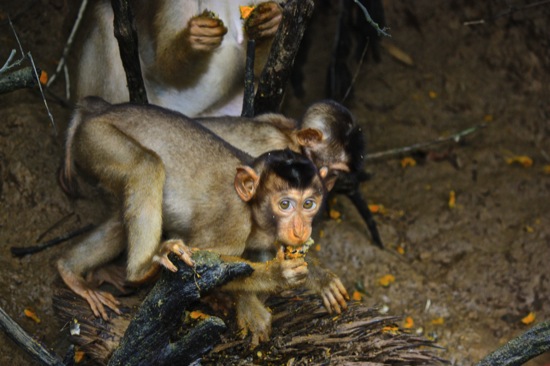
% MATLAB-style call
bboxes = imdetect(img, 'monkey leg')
[235,292,272,347]
[57,216,126,320]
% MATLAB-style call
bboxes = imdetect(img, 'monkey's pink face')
[270,188,323,247]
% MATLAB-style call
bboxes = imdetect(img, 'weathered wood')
[0,66,39,94]
[476,320,550,366]
[107,251,252,365]
[253,0,315,114]
[0,306,64,366]
[241,39,256,117]
[111,0,148,104]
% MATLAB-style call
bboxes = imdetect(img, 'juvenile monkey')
[72,0,283,116]
[197,100,365,191]
[58,97,347,343]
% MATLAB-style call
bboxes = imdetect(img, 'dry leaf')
[448,190,456,209]
[401,157,417,168]
[506,156,533,168]
[329,209,341,220]
[428,91,437,99]
[74,351,86,363]
[24,308,41,324]
[403,316,414,329]
[521,312,535,325]
[39,70,48,85]
[378,274,395,287]
[382,42,414,66]
[483,114,494,122]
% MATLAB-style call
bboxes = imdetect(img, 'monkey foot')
[58,262,121,321]
[154,239,195,273]
[87,264,130,294]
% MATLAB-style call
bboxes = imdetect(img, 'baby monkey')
[58,97,348,344]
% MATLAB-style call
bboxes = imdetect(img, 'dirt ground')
[0,1,549,365]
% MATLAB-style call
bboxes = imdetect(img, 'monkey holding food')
[58,96,348,344]
[71,0,283,117]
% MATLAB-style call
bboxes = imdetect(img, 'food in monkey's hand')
[199,9,220,20]
[239,5,255,19]
[283,237,315,260]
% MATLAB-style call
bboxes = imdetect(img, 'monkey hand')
[154,239,195,272]
[186,11,228,52]
[236,292,272,348]
[304,263,349,314]
[272,246,308,290]
[319,275,349,314]
[244,2,283,40]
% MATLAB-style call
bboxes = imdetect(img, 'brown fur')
[70,1,283,117]
[58,97,332,343]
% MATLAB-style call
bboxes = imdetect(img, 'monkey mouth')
[281,237,315,260]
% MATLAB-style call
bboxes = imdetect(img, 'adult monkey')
[71,0,283,116]
[58,97,348,345]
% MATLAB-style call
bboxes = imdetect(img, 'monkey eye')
[279,199,292,211]
[303,199,316,210]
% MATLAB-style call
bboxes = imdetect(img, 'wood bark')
[111,0,148,104]
[107,251,253,365]
[253,0,315,114]
[0,67,40,94]
[476,320,550,366]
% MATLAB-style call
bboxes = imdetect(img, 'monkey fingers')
[87,264,128,294]
[245,2,282,39]
[280,259,308,287]
[188,18,227,50]
[85,289,122,321]
[320,279,349,314]
[154,239,195,273]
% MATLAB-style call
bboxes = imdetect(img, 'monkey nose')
[292,218,310,244]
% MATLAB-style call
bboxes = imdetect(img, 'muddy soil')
[1,1,549,365]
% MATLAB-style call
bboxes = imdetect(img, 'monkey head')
[234,149,327,249]
[296,100,366,190]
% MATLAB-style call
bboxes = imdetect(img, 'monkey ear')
[296,128,323,147]
[234,166,260,202]
[319,167,337,192]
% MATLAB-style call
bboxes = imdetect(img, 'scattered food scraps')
[428,91,437,99]
[189,310,210,320]
[382,325,399,335]
[239,5,255,19]
[403,316,414,329]
[382,42,414,66]
[401,157,417,168]
[378,274,395,287]
[329,209,341,220]
[39,70,48,85]
[368,204,386,214]
[483,114,494,122]
[506,155,533,168]
[431,317,445,325]
[352,291,363,301]
[448,190,456,209]
[74,350,85,363]
[521,312,536,325]
[396,245,405,255]
[23,308,40,324]
[543,165,550,174]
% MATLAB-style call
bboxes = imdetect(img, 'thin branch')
[341,38,369,103]
[353,0,391,37]
[365,123,486,161]
[0,306,64,366]
[464,0,550,25]
[0,49,17,73]
[47,0,89,90]
[10,224,94,257]
[28,52,57,134]
[8,17,57,133]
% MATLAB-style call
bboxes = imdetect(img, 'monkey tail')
[58,96,111,197]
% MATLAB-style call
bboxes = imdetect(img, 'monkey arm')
[220,249,308,294]
[153,14,227,87]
